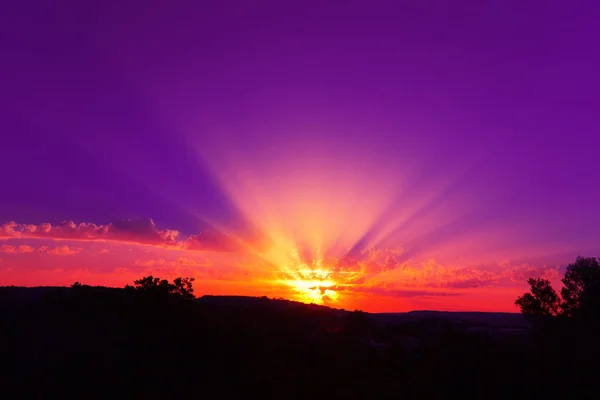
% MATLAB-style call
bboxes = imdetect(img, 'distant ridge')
[373,309,530,328]
[0,288,526,328]
[196,294,349,316]
[0,285,123,304]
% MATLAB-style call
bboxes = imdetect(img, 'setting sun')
[285,278,338,304]
[274,260,340,304]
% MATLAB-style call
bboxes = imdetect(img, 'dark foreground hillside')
[1,286,598,399]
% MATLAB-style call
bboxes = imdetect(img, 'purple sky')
[1,1,599,310]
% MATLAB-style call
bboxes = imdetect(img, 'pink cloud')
[501,262,562,283]
[347,283,461,298]
[44,246,82,256]
[130,257,216,280]
[388,260,500,290]
[0,218,179,247]
[0,219,245,252]
[0,244,16,253]
[183,230,239,252]
[18,245,35,253]
[360,247,406,274]
[440,269,499,288]
[134,258,167,267]
[0,222,27,236]
[176,257,212,267]
[0,244,35,253]
[331,251,500,289]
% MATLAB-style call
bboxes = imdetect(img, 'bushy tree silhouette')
[560,256,600,317]
[125,275,196,300]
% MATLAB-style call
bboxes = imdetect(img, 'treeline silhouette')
[0,258,599,399]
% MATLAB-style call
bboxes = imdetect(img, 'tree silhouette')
[514,278,560,316]
[172,277,195,300]
[560,256,600,317]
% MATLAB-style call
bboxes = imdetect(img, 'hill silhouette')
[0,284,597,399]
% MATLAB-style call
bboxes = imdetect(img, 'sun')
[287,278,338,304]
[278,263,339,304]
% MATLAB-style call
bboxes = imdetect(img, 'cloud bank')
[0,218,239,251]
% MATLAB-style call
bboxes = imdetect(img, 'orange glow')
[283,279,338,304]
[274,259,340,304]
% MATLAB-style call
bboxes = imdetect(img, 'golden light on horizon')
[284,278,338,304]
[274,256,341,304]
